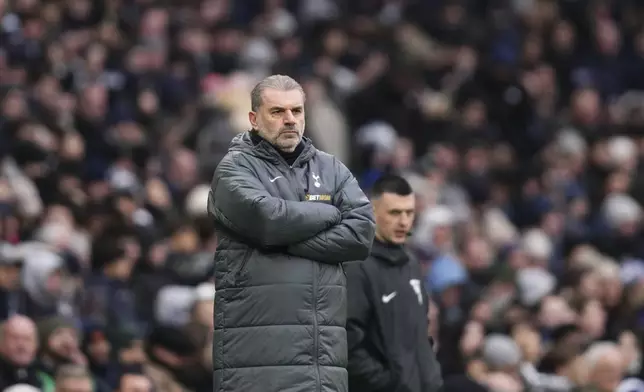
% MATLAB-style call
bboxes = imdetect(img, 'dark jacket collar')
[370,239,411,266]
[230,131,315,167]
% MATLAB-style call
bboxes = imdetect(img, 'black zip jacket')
[345,239,443,392]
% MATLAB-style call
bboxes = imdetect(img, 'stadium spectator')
[117,373,152,392]
[0,316,40,390]
[53,365,93,392]
[0,245,23,320]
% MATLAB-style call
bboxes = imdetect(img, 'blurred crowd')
[2,0,644,391]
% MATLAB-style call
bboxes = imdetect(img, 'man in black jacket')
[208,74,375,392]
[345,175,443,392]
[0,315,41,390]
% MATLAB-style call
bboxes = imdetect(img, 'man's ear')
[248,111,258,129]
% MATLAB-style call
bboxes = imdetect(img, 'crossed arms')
[209,154,375,263]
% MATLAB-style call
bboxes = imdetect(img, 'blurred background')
[2,0,644,391]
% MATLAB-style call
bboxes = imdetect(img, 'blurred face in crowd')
[1,89,28,120]
[392,138,414,170]
[168,148,198,191]
[67,0,91,20]
[47,327,81,360]
[485,372,523,392]
[578,299,606,339]
[538,295,576,328]
[0,316,38,367]
[552,342,589,387]
[464,147,489,174]
[119,340,146,365]
[569,357,591,386]
[469,300,492,324]
[373,191,415,244]
[619,331,642,374]
[600,275,623,308]
[86,332,111,365]
[45,204,75,227]
[512,324,542,364]
[461,100,486,129]
[119,374,152,392]
[466,358,487,382]
[140,8,169,39]
[171,226,199,253]
[249,88,305,153]
[571,88,600,126]
[463,237,493,271]
[552,20,575,52]
[79,84,107,119]
[0,263,22,290]
[578,269,601,300]
[588,348,625,392]
[56,376,93,392]
[596,20,621,56]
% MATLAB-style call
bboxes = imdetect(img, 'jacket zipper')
[313,261,321,391]
[280,153,320,389]
[286,164,307,200]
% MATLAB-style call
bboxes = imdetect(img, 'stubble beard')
[274,127,302,152]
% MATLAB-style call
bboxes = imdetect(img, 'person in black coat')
[0,316,42,390]
[345,174,444,392]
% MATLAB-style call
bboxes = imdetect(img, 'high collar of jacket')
[229,130,315,167]
[0,354,36,381]
[371,239,410,266]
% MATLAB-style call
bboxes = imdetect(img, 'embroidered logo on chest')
[305,194,331,201]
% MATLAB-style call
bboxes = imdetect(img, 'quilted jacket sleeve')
[287,159,375,263]
[209,153,341,247]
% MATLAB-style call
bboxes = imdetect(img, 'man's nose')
[284,110,296,123]
[401,216,413,227]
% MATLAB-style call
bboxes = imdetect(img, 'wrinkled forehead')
[260,88,304,110]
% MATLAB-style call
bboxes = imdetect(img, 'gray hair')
[250,75,305,111]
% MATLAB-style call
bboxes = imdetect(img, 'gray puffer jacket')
[208,132,375,392]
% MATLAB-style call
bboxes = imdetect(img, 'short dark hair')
[371,174,413,198]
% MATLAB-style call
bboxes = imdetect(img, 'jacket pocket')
[235,248,253,278]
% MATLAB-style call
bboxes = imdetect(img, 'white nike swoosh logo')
[269,176,283,183]
[382,292,397,303]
